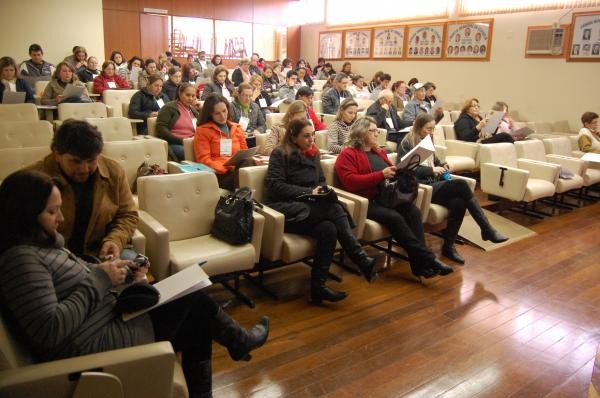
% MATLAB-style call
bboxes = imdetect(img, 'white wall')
[302,8,600,130]
[0,0,104,67]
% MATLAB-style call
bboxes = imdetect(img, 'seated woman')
[201,65,235,100]
[316,63,335,80]
[399,114,508,264]
[367,71,384,93]
[265,119,385,303]
[182,63,200,85]
[296,86,326,132]
[110,50,128,74]
[249,75,272,116]
[264,100,307,156]
[491,101,526,141]
[157,53,172,75]
[231,58,252,87]
[63,46,88,72]
[162,67,182,101]
[0,56,34,103]
[454,98,513,144]
[211,54,223,67]
[272,61,285,83]
[129,75,169,135]
[321,75,335,94]
[138,59,158,89]
[391,80,409,110]
[156,83,199,161]
[578,111,600,153]
[0,169,269,398]
[328,98,358,154]
[261,65,279,97]
[42,62,91,105]
[348,75,370,100]
[76,56,100,83]
[93,61,130,98]
[119,56,142,88]
[230,82,267,139]
[296,67,313,88]
[195,93,254,190]
[335,116,453,278]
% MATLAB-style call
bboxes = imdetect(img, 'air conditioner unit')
[526,27,565,55]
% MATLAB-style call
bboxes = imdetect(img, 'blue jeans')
[170,144,185,161]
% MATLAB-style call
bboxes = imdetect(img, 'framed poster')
[319,31,343,59]
[445,19,493,61]
[344,30,371,58]
[215,20,252,59]
[373,27,405,58]
[406,24,444,59]
[567,11,600,62]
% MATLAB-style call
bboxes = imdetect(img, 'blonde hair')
[346,116,377,149]
[282,100,307,125]
[335,98,358,122]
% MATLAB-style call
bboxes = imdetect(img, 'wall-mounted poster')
[319,31,343,59]
[344,30,371,58]
[445,19,493,61]
[215,20,252,59]
[406,24,444,59]
[373,27,405,58]
[567,11,600,62]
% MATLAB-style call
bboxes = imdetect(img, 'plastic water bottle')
[442,170,452,181]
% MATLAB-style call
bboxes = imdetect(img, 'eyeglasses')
[470,103,480,108]
[368,128,379,133]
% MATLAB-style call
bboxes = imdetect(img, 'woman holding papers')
[0,56,34,103]
[335,117,452,279]
[0,170,269,398]
[41,62,91,105]
[266,119,386,304]
[93,61,130,98]
[128,75,170,135]
[454,98,513,144]
[195,93,254,190]
[399,114,507,264]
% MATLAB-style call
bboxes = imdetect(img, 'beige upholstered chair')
[0,312,188,398]
[438,110,452,125]
[102,89,139,117]
[449,110,461,122]
[479,143,558,216]
[543,136,600,191]
[136,172,264,306]
[552,120,572,133]
[322,114,336,127]
[312,100,323,113]
[278,102,290,113]
[0,146,50,182]
[0,104,39,122]
[0,121,53,149]
[87,117,134,141]
[354,98,373,111]
[315,129,329,150]
[312,80,326,91]
[568,135,584,158]
[57,103,108,121]
[265,113,284,130]
[147,117,157,137]
[434,125,479,172]
[424,175,477,227]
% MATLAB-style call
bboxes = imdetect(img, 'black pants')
[367,200,435,271]
[481,132,514,144]
[431,179,474,240]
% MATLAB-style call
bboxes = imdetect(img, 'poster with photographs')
[567,11,600,61]
[373,27,405,58]
[445,20,493,60]
[344,30,371,58]
[406,24,444,59]
[319,31,343,59]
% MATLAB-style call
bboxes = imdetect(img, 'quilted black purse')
[211,187,261,245]
[375,154,420,209]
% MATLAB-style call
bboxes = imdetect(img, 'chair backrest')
[34,80,50,97]
[265,113,284,130]
[322,114,336,127]
[313,91,322,100]
[478,143,518,168]
[87,117,133,141]
[552,120,571,133]
[543,136,572,157]
[533,121,553,134]
[312,80,326,91]
[278,102,290,113]
[355,98,373,111]
[514,139,547,162]
[320,158,337,186]
[568,135,579,150]
[449,110,461,122]
[183,137,195,161]
[102,89,138,117]
[377,128,388,147]
[0,121,53,149]
[312,100,323,113]
[0,104,39,122]
[147,117,157,137]
[122,103,130,119]
[58,103,107,120]
[255,132,268,154]
[85,81,95,95]
[137,172,220,241]
[315,129,328,150]
[102,139,169,191]
[238,165,268,202]
[438,110,452,125]
[442,124,457,140]
[0,312,34,370]
[432,125,446,146]
[0,146,50,182]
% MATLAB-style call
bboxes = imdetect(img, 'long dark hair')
[199,93,232,125]
[0,170,62,254]
[281,119,313,156]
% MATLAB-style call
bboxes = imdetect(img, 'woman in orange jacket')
[194,93,255,190]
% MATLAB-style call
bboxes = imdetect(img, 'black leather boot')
[467,198,508,243]
[442,215,465,264]
[212,309,269,361]
[431,259,454,275]
[182,358,213,398]
[310,268,348,304]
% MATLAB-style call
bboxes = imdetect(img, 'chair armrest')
[106,105,114,118]
[254,205,284,262]
[137,210,170,281]
[418,184,433,223]
[131,229,145,254]
[435,144,447,163]
[451,174,477,192]
[0,342,178,398]
[251,211,265,264]
[571,150,584,158]
[480,163,528,201]
[517,158,559,183]
[166,161,185,174]
[445,139,479,159]
[545,154,586,176]
[333,188,369,239]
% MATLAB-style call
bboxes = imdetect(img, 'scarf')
[300,144,319,158]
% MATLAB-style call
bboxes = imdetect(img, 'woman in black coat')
[161,67,182,101]
[128,75,170,134]
[265,119,385,304]
[454,98,513,144]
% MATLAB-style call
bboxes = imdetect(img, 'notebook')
[2,91,26,104]
[224,147,259,166]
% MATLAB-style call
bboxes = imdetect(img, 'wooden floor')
[209,199,600,398]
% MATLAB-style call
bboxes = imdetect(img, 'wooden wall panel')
[214,0,254,22]
[171,0,215,17]
[253,0,286,24]
[103,9,141,60]
[103,0,138,12]
[140,14,170,59]
[138,0,172,13]
[287,25,301,63]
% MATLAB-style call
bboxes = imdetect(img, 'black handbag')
[376,155,420,209]
[211,187,261,245]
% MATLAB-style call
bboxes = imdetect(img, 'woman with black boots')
[0,170,269,398]
[265,119,386,304]
[399,114,508,264]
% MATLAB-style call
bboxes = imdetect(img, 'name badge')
[308,118,315,128]
[191,117,197,128]
[258,98,268,108]
[239,116,250,131]
[386,117,395,129]
[156,98,165,108]
[272,84,277,90]
[220,138,233,157]
[92,74,98,79]
[107,81,117,89]
[403,100,408,107]
[430,100,435,107]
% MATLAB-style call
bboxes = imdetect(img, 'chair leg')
[219,275,256,308]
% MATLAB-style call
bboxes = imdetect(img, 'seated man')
[26,119,138,259]
[230,83,267,144]
[19,43,55,78]
[366,89,412,145]
[403,82,444,125]
[278,70,299,104]
[322,73,352,115]
[369,73,391,101]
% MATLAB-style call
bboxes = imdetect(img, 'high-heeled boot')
[466,198,508,243]
[310,265,348,304]
[442,215,465,264]
[211,308,269,361]
[182,357,213,398]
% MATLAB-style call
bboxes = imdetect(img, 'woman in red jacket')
[194,93,255,190]
[93,61,130,99]
[334,116,453,279]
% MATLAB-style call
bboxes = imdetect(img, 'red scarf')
[300,144,319,158]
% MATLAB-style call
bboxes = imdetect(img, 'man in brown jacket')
[27,119,138,259]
